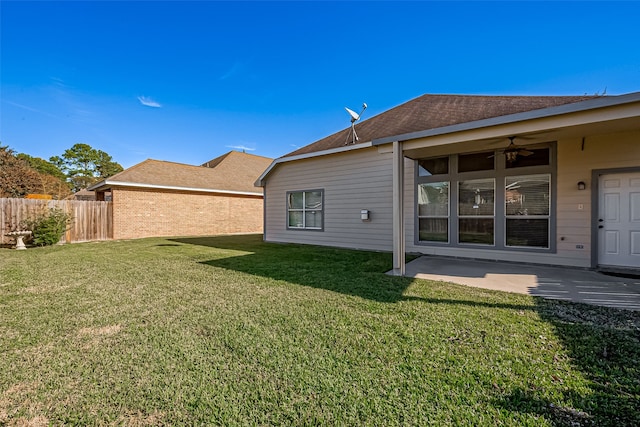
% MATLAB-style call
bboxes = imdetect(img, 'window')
[418,156,449,176]
[287,190,323,230]
[505,174,550,248]
[418,182,449,242]
[416,143,555,252]
[458,178,495,245]
[458,151,494,173]
[505,148,550,169]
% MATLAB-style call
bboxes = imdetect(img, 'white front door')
[598,172,640,268]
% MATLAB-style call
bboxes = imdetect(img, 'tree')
[16,153,67,181]
[0,145,72,199]
[50,143,123,191]
[95,149,124,178]
[1,145,39,197]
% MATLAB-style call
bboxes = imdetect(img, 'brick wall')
[112,187,263,239]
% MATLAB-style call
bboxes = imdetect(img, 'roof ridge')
[417,93,604,98]
[282,93,604,158]
[201,150,273,168]
[141,158,218,170]
[201,152,231,168]
[225,150,273,160]
[106,158,156,180]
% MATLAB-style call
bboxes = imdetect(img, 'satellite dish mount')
[344,103,367,145]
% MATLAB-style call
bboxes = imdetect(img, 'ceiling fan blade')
[518,149,534,156]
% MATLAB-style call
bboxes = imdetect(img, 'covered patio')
[404,256,640,311]
[379,93,640,277]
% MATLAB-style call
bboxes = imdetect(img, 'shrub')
[21,208,72,246]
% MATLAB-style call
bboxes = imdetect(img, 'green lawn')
[1,235,638,426]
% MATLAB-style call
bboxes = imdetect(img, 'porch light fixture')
[577,181,586,190]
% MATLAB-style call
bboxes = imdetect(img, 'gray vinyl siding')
[559,130,639,267]
[264,129,639,268]
[264,147,394,251]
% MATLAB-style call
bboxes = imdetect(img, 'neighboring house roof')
[199,151,273,187]
[68,188,97,200]
[89,151,272,196]
[285,94,598,158]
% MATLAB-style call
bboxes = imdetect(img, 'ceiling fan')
[490,136,534,162]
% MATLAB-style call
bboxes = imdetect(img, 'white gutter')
[87,180,264,197]
[372,91,640,146]
[255,141,373,187]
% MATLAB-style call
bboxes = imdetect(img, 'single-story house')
[89,150,272,239]
[256,92,640,275]
[67,188,110,201]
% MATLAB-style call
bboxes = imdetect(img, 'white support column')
[392,140,405,276]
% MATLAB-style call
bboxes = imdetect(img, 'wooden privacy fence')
[0,198,113,244]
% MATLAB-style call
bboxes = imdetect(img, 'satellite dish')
[345,107,360,122]
[344,103,367,144]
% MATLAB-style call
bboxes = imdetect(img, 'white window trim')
[286,189,324,231]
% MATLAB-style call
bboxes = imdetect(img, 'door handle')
[598,219,604,222]
[598,225,604,229]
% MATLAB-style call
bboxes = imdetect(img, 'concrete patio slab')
[404,256,640,311]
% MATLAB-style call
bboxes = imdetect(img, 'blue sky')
[1,1,639,169]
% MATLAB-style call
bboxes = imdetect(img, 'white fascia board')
[88,180,263,196]
[255,141,373,187]
[372,91,640,146]
[86,180,106,191]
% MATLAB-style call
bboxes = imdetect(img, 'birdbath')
[5,231,32,250]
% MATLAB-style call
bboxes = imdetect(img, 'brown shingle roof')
[199,151,274,192]
[285,94,600,157]
[96,151,272,194]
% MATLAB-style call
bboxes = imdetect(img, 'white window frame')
[286,189,324,231]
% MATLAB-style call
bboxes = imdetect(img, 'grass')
[1,234,639,426]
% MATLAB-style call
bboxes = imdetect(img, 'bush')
[21,208,72,246]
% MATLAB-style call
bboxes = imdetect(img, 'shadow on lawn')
[171,235,640,426]
[500,300,640,427]
[170,235,530,310]
[171,235,414,303]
